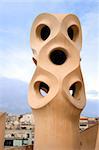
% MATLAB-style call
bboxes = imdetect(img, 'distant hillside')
[0,77,31,114]
[0,77,99,117]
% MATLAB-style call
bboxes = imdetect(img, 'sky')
[0,0,99,116]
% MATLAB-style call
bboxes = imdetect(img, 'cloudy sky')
[0,0,99,116]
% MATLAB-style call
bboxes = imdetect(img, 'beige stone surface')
[81,123,99,150]
[28,13,86,150]
[0,112,6,150]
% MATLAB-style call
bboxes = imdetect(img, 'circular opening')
[67,25,79,41]
[36,24,50,41]
[40,25,50,40]
[39,82,49,97]
[50,49,67,65]
[69,81,82,100]
[34,81,49,97]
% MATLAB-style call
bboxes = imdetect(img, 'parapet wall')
[81,123,99,150]
[0,112,6,150]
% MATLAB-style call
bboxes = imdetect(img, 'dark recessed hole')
[39,82,49,97]
[50,50,67,65]
[69,81,82,99]
[32,57,37,65]
[67,27,74,40]
[40,25,50,40]
[69,83,76,97]
[67,25,79,41]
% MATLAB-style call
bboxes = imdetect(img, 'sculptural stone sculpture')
[28,13,86,150]
[0,112,6,150]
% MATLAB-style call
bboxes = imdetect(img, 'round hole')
[40,25,50,40]
[39,82,49,97]
[36,24,50,41]
[50,50,67,65]
[69,81,82,99]
[67,25,79,41]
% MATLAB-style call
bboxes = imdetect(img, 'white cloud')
[80,11,99,94]
[86,91,99,101]
[0,48,36,83]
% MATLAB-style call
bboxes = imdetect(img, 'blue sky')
[0,0,99,116]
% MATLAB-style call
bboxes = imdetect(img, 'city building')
[5,113,35,147]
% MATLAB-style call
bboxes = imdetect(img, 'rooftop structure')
[28,13,86,150]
